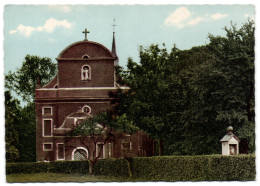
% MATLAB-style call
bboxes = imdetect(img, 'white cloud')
[164,7,205,29]
[211,13,228,20]
[164,7,192,28]
[164,7,231,29]
[9,18,72,37]
[43,18,72,33]
[188,16,203,26]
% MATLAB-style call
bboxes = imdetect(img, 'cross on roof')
[82,28,90,41]
[112,19,117,32]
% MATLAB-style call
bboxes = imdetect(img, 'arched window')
[72,147,89,161]
[82,105,91,114]
[81,65,91,80]
[82,54,90,59]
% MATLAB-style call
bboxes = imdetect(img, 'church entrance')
[72,147,88,161]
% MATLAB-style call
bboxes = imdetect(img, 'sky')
[4,4,255,73]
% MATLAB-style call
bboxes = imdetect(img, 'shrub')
[94,158,129,177]
[131,155,255,181]
[6,155,255,181]
[6,161,89,175]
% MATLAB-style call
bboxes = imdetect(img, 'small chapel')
[35,27,155,162]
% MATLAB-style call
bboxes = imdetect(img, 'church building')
[35,28,155,162]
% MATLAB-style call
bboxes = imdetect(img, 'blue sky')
[4,4,254,73]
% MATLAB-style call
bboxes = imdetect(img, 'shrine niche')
[220,126,240,155]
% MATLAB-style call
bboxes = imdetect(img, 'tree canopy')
[115,20,255,155]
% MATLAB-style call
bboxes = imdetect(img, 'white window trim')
[121,142,132,151]
[42,106,53,116]
[82,105,91,114]
[56,143,65,161]
[42,118,53,137]
[43,142,53,151]
[82,54,90,59]
[73,117,86,127]
[81,64,91,81]
[96,142,105,159]
[71,147,89,160]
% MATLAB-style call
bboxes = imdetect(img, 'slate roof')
[220,134,240,142]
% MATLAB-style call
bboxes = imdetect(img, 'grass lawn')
[6,173,140,183]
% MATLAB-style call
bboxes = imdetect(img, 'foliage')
[131,155,255,181]
[5,91,36,162]
[116,21,255,155]
[6,161,89,175]
[115,44,180,154]
[5,54,57,102]
[5,54,57,162]
[94,159,129,177]
[7,155,255,181]
[5,91,21,162]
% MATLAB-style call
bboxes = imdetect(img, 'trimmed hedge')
[6,161,89,175]
[94,158,129,177]
[6,155,255,181]
[131,155,255,181]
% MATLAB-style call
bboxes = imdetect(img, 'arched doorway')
[72,147,88,161]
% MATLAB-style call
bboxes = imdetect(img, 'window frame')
[56,143,65,161]
[42,106,53,116]
[82,105,91,114]
[81,65,91,81]
[42,118,53,137]
[43,142,53,151]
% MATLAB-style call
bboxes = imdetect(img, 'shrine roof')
[220,134,240,142]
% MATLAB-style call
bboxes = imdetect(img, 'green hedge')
[6,161,89,175]
[131,155,255,181]
[6,155,255,181]
[94,158,129,177]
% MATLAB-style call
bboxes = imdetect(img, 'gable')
[57,41,114,59]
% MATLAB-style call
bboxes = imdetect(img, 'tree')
[5,54,57,102]
[207,20,255,152]
[167,21,255,154]
[68,112,137,174]
[115,44,181,155]
[5,91,21,162]
[5,54,57,162]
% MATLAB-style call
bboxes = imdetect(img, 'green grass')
[6,173,141,183]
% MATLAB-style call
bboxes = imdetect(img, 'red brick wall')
[58,59,115,88]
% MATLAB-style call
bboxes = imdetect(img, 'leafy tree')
[116,21,255,155]
[5,91,21,162]
[115,44,181,155]
[166,21,255,154]
[5,54,57,162]
[68,112,138,174]
[5,54,57,102]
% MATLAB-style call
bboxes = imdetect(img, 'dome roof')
[57,41,115,59]
[59,109,92,129]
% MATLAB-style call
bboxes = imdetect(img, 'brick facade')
[35,38,155,162]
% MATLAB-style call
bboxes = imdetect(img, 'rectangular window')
[43,143,53,151]
[96,142,104,159]
[43,119,52,136]
[42,107,52,116]
[122,142,132,151]
[108,143,113,158]
[57,143,65,160]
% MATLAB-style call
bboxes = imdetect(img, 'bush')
[6,155,255,181]
[6,161,89,175]
[94,158,129,177]
[131,155,255,181]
